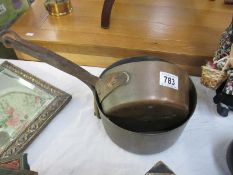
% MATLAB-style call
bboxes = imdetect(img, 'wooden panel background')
[11,0,233,76]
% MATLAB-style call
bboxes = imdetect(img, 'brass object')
[44,0,72,16]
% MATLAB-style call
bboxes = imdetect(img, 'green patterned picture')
[0,62,71,158]
[0,0,30,28]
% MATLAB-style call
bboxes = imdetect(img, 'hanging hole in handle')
[0,30,22,48]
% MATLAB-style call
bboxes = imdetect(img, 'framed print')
[0,61,71,158]
[0,153,38,174]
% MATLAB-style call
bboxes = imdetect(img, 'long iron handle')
[0,30,100,89]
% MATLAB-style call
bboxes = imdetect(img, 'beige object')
[201,66,227,89]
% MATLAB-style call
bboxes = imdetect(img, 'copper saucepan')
[0,30,197,153]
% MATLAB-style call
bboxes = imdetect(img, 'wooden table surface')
[11,0,232,75]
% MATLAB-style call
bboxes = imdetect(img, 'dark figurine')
[212,18,233,117]
[213,79,233,117]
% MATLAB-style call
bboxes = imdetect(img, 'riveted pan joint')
[95,71,130,102]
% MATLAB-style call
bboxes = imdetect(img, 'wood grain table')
[11,0,233,76]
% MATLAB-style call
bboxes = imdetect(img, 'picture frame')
[0,61,72,158]
[0,0,30,29]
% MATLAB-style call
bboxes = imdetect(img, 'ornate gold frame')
[0,61,71,158]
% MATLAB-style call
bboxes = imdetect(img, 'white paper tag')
[159,72,178,90]
[25,33,34,37]
[0,4,6,15]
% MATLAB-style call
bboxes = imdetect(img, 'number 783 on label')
[159,72,179,90]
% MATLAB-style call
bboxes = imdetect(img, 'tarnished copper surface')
[95,79,197,153]
[95,71,129,102]
[101,60,190,130]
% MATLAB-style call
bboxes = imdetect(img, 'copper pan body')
[95,77,196,154]
[100,57,190,131]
